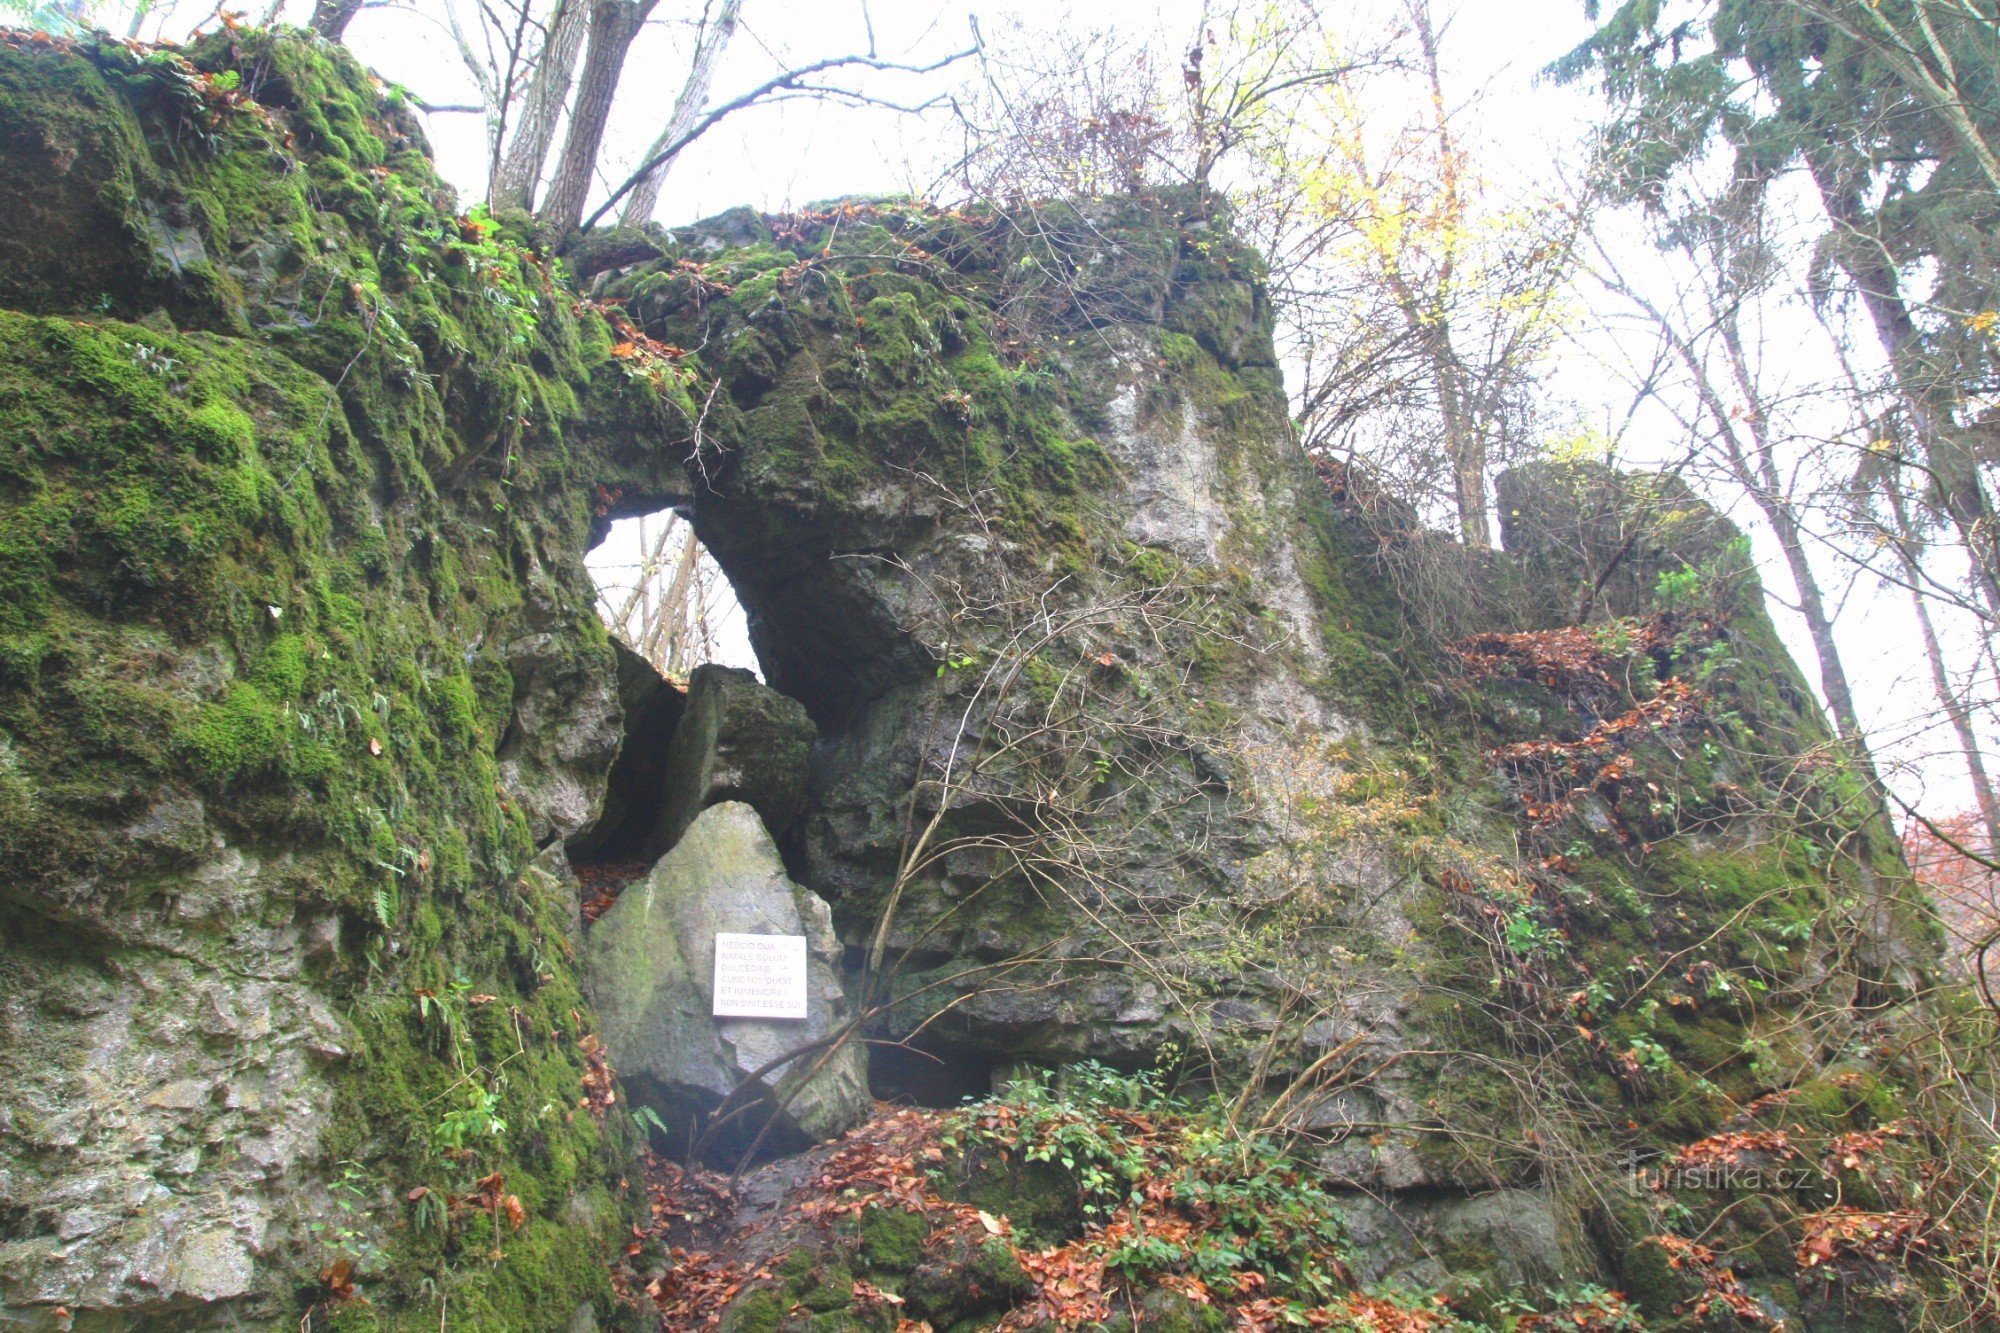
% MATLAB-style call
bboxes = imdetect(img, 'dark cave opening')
[567,639,688,872]
[869,1039,1000,1108]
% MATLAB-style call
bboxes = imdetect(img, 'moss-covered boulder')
[0,26,685,1328]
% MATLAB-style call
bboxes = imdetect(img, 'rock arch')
[0,29,1929,1329]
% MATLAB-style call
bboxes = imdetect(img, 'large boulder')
[583,802,868,1156]
[646,664,816,856]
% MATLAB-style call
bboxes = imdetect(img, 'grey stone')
[164,1228,255,1303]
[584,802,868,1156]
[496,622,624,843]
[568,640,689,863]
[1333,1186,1566,1291]
[1430,1188,1564,1287]
[648,665,816,856]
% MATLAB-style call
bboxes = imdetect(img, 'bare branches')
[575,38,977,236]
[592,510,728,678]
[616,0,742,227]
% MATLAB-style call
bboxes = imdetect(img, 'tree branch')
[575,41,978,236]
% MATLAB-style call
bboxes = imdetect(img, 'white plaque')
[711,933,809,1020]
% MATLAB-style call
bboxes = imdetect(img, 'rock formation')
[583,801,868,1155]
[0,26,1940,1330]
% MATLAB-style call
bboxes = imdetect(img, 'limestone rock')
[495,624,624,843]
[584,802,867,1156]
[1335,1187,1562,1291]
[647,665,816,856]
[568,640,689,864]
[0,32,1934,1319]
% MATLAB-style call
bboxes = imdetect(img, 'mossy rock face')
[0,36,161,317]
[901,1233,1031,1327]
[0,28,681,1328]
[0,22,1945,1330]
[852,1205,929,1272]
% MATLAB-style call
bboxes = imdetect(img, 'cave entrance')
[576,494,991,1110]
[870,1039,1000,1108]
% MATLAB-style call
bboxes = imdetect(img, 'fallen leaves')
[578,1033,617,1120]
[1456,618,1669,698]
[1318,1293,1448,1331]
[1647,1234,1769,1324]
[1004,1242,1111,1329]
[593,309,692,394]
[646,1249,754,1326]
[1454,615,1712,833]
[1797,1208,1938,1270]
[456,1170,525,1232]
[1822,1121,1910,1174]
[1669,1129,1797,1170]
[1487,679,1702,829]
[578,858,652,922]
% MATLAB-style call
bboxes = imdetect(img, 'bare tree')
[302,0,972,244]
[536,0,658,237]
[1870,460,2000,855]
[593,511,726,678]
[489,0,585,209]
[1231,0,1584,548]
[617,0,740,226]
[1590,189,1870,748]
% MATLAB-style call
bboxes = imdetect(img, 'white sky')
[322,0,1990,813]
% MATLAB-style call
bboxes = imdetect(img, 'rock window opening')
[586,507,758,683]
[572,507,819,896]
[571,509,762,892]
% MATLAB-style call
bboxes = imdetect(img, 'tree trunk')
[1405,0,1489,550]
[1809,153,2000,629]
[538,0,657,238]
[1882,474,2000,852]
[309,0,366,41]
[1672,279,1871,752]
[1438,358,1489,549]
[491,0,589,212]
[656,526,704,676]
[619,0,742,227]
[1765,494,1867,745]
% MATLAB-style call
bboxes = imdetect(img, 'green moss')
[0,29,648,1327]
[253,633,310,699]
[0,34,1940,1326]
[1617,1235,1704,1319]
[181,680,283,781]
[937,1149,1084,1249]
[855,1204,930,1271]
[721,1287,788,1333]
